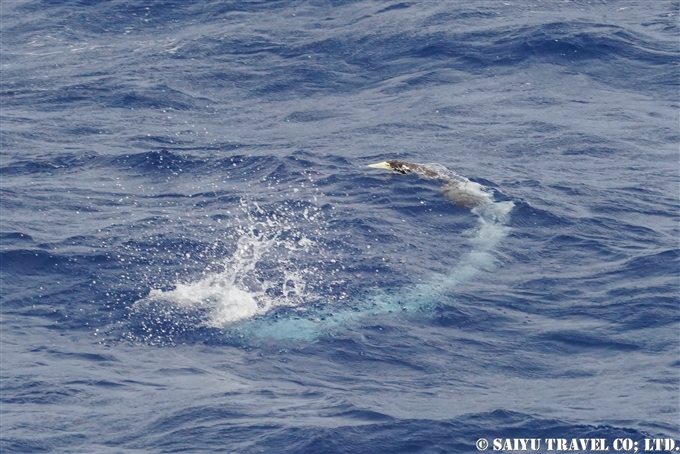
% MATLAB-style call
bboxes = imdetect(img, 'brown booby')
[367,160,491,208]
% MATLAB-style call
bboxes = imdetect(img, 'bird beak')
[367,161,393,171]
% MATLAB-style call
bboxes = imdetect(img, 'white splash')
[131,200,330,329]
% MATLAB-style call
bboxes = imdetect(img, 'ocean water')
[1,0,678,452]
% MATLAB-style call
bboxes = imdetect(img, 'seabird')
[367,160,492,208]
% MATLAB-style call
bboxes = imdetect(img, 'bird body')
[367,160,491,208]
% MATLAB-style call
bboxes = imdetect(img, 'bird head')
[367,160,413,174]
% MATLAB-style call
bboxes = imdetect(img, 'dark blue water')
[2,1,678,452]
